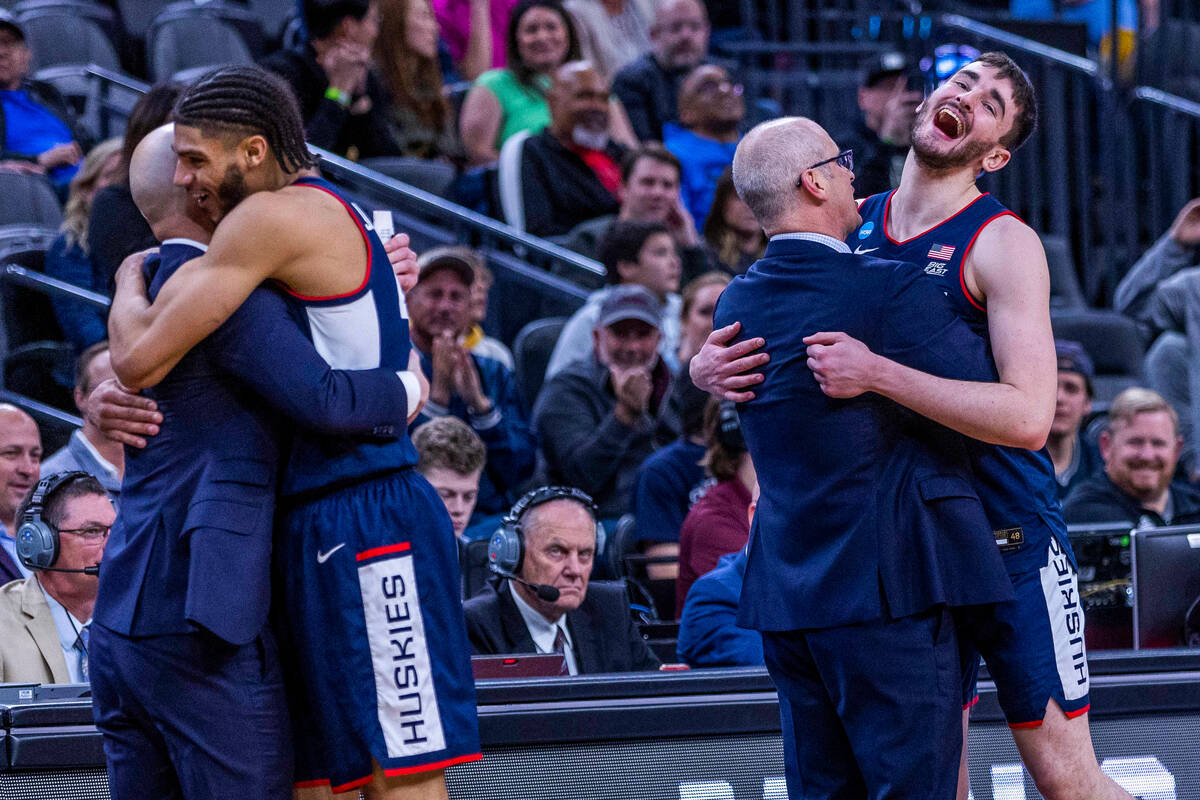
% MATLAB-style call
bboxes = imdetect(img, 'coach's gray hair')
[732,117,829,230]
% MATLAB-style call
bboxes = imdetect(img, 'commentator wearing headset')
[0,471,113,683]
[463,485,661,674]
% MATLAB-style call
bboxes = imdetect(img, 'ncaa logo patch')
[858,221,874,239]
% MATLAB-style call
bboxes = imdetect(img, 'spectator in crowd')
[464,257,515,370]
[676,271,729,366]
[612,0,710,142]
[676,484,761,667]
[0,12,90,193]
[462,488,661,673]
[664,64,743,230]
[834,52,921,197]
[1114,195,1200,477]
[1049,340,1103,501]
[564,0,654,80]
[533,285,677,520]
[41,343,123,496]
[563,144,708,284]
[676,549,760,665]
[408,247,537,518]
[701,166,765,275]
[374,0,463,160]
[518,61,628,238]
[433,0,518,80]
[43,139,122,352]
[413,415,488,539]
[1064,388,1200,526]
[459,0,581,164]
[675,398,754,611]
[261,0,404,160]
[546,220,681,379]
[633,370,714,576]
[0,473,113,682]
[0,405,41,585]
[87,83,181,288]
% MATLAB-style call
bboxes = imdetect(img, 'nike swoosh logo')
[853,245,879,255]
[316,543,346,564]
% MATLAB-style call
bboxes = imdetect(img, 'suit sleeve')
[212,287,408,435]
[677,574,764,668]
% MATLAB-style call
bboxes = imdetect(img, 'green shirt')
[475,69,552,148]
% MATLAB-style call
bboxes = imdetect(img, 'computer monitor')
[1131,524,1200,649]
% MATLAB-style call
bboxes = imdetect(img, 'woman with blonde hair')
[44,137,122,351]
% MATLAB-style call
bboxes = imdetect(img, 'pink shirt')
[432,0,519,71]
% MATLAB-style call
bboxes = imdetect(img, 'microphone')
[30,565,100,576]
[488,564,560,602]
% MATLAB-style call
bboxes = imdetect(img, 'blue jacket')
[94,241,409,645]
[715,237,1013,631]
[676,549,763,667]
[413,349,536,516]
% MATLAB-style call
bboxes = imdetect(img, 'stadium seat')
[511,316,567,414]
[16,7,121,73]
[247,0,293,41]
[147,9,253,82]
[496,129,532,232]
[0,173,63,227]
[459,537,492,600]
[360,157,457,199]
[2,340,75,412]
[114,0,171,38]
[1042,234,1086,310]
[0,227,65,356]
[1051,309,1146,403]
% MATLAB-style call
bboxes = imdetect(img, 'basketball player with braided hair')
[102,66,480,800]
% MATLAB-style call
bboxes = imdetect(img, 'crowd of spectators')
[4,0,1200,692]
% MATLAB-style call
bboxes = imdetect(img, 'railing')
[2,264,111,310]
[33,64,149,140]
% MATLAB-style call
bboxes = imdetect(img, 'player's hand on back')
[690,321,769,402]
[385,233,419,292]
[803,331,878,399]
[113,248,157,296]
[89,378,162,449]
[1169,197,1200,246]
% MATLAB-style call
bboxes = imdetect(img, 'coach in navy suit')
[713,118,1013,799]
[89,127,413,799]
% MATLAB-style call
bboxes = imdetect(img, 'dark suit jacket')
[519,131,626,238]
[94,242,408,645]
[462,580,661,674]
[714,237,1013,632]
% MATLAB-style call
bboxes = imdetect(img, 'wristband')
[397,371,422,417]
[324,86,351,107]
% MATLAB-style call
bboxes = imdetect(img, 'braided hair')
[173,66,315,174]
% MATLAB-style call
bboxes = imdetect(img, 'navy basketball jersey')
[852,190,1071,572]
[280,176,419,497]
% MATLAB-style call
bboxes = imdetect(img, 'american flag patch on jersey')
[927,244,956,261]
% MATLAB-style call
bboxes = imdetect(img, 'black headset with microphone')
[16,471,102,576]
[487,486,605,602]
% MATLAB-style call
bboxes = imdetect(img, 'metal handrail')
[936,13,1101,76]
[0,389,82,427]
[2,264,111,309]
[32,63,151,94]
[310,147,606,280]
[1131,86,1200,117]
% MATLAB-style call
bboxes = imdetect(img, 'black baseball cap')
[861,51,908,88]
[1055,339,1095,396]
[0,10,25,41]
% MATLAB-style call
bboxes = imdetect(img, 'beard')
[215,163,249,217]
[909,106,994,171]
[571,124,610,151]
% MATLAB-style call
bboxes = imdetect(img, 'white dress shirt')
[510,583,578,675]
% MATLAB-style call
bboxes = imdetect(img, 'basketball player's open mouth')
[933,108,965,139]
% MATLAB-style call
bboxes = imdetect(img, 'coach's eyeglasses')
[55,525,112,541]
[797,149,854,186]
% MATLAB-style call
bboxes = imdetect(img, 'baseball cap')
[0,10,25,41]
[1055,339,1095,394]
[596,285,662,330]
[861,51,908,88]
[415,246,476,287]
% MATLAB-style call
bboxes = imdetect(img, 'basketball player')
[104,67,479,800]
[692,53,1131,800]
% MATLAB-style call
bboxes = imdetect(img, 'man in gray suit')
[0,472,113,683]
